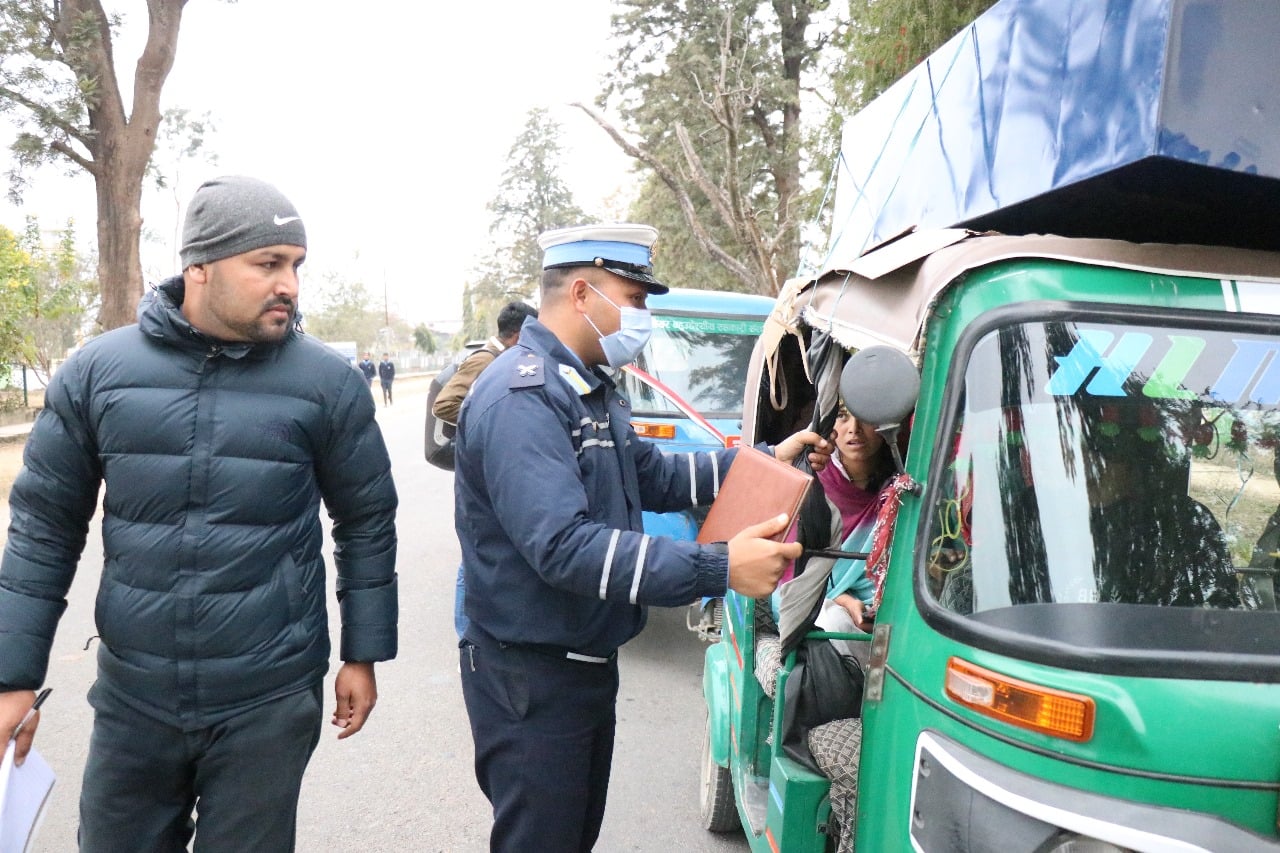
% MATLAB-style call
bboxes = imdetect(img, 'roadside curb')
[0,419,32,446]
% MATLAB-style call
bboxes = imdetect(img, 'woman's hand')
[834,593,873,633]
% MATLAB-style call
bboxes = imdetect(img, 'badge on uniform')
[558,364,594,396]
[510,354,546,389]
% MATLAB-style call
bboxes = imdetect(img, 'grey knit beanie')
[180,175,307,267]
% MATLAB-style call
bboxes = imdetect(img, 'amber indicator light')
[944,657,1095,742]
[632,422,677,439]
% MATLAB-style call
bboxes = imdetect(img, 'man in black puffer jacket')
[0,176,398,852]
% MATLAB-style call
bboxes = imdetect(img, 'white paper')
[0,740,56,853]
[815,597,858,633]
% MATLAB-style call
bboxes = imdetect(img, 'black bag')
[423,361,460,470]
[780,638,865,774]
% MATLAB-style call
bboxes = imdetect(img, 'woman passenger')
[814,403,897,630]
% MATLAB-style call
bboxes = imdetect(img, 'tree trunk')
[95,160,147,330]
[768,0,811,292]
[62,0,186,331]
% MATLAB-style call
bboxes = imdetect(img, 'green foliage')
[835,0,997,109]
[460,108,581,341]
[412,324,437,356]
[0,225,32,368]
[299,272,409,351]
[600,0,840,294]
[143,107,219,277]
[150,108,218,185]
[631,175,741,292]
[487,108,586,288]
[0,0,190,329]
[459,253,527,345]
[18,218,99,380]
[0,218,98,381]
[0,1,108,201]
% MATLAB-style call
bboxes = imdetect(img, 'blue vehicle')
[618,287,775,641]
[618,288,775,545]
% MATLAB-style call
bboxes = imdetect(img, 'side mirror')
[839,346,919,478]
[839,346,919,427]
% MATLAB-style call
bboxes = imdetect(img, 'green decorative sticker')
[655,316,765,335]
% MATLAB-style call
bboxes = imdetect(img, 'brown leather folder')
[697,444,814,543]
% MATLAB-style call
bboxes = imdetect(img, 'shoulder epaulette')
[510,353,546,389]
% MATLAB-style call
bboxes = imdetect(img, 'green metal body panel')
[762,751,831,853]
[703,588,835,852]
[703,642,733,768]
[706,254,1280,851]
[855,258,1280,848]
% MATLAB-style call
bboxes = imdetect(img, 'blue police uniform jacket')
[0,276,399,729]
[454,319,736,657]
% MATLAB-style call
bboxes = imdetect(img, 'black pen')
[10,687,52,741]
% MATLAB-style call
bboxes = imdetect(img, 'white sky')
[0,1,637,325]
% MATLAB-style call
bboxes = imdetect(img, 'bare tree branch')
[573,101,756,285]
[50,137,95,173]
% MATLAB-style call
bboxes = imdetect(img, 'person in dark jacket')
[0,175,398,852]
[378,352,396,406]
[358,351,377,386]
[454,223,830,852]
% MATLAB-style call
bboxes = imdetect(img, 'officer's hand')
[727,514,802,597]
[0,689,38,765]
[774,430,833,472]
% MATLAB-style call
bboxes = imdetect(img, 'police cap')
[537,223,668,295]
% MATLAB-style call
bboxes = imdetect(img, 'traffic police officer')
[454,223,830,852]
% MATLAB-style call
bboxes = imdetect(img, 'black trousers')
[460,636,619,853]
[78,680,323,852]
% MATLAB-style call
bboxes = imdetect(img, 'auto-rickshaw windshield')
[929,317,1280,637]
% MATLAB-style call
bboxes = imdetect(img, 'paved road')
[7,376,750,852]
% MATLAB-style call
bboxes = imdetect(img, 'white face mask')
[584,284,652,368]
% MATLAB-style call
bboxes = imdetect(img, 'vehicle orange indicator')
[724,435,741,447]
[944,657,1095,742]
[632,421,677,439]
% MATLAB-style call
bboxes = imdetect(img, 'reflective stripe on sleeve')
[710,453,721,499]
[629,535,650,604]
[599,529,621,599]
[688,453,698,506]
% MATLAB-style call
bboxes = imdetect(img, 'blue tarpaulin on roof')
[827,0,1280,266]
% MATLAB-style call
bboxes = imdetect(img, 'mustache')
[264,297,295,312]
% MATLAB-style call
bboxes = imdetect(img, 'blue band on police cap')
[543,239,652,270]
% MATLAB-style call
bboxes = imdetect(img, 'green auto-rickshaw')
[699,0,1280,849]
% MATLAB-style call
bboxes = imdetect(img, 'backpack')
[780,637,865,774]
[424,361,460,470]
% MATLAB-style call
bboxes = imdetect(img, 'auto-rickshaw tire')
[700,716,740,832]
